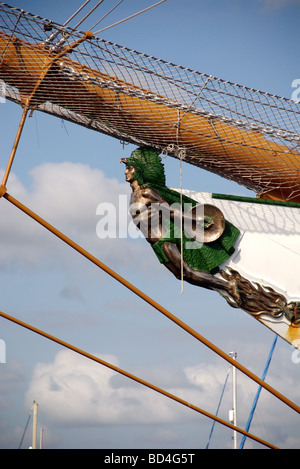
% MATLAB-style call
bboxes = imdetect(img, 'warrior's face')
[120,158,136,183]
[120,147,165,187]
[124,165,136,183]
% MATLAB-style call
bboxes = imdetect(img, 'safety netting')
[1,2,300,201]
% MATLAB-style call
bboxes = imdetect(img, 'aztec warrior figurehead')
[121,146,241,303]
[121,147,300,329]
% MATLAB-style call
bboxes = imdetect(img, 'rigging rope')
[90,0,124,31]
[1,2,300,201]
[2,191,299,416]
[18,410,32,449]
[43,0,93,47]
[0,308,278,449]
[179,152,184,294]
[62,0,92,27]
[239,335,278,449]
[93,0,167,34]
[73,0,105,30]
[205,365,231,449]
[0,3,298,449]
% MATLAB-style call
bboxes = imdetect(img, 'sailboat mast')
[40,428,44,449]
[229,352,237,449]
[32,401,38,449]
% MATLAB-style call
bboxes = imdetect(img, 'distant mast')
[31,401,38,450]
[40,428,44,449]
[229,352,237,449]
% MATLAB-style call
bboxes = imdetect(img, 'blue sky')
[1,0,300,449]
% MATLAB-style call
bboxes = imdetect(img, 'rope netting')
[1,2,300,201]
[1,5,300,448]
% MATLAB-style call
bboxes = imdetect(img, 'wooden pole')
[31,401,38,449]
[2,191,300,416]
[0,309,279,449]
[1,106,29,189]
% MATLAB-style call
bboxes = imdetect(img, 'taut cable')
[2,191,300,416]
[0,308,278,449]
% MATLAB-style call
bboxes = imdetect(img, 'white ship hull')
[178,190,300,347]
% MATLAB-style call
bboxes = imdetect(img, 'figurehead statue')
[120,146,300,334]
[121,146,166,187]
[121,147,240,301]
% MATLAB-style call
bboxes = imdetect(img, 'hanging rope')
[239,335,278,449]
[206,365,231,449]
[179,148,184,294]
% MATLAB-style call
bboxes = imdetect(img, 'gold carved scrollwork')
[220,268,300,326]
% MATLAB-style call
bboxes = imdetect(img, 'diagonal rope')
[1,2,300,201]
[0,308,279,449]
[2,191,300,415]
[73,0,105,30]
[90,0,124,31]
[93,0,167,34]
[63,0,92,27]
[206,365,231,449]
[18,409,32,449]
[239,335,278,449]
[43,1,93,46]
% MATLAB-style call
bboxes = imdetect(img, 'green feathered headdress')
[124,146,195,206]
[122,146,240,273]
[125,147,166,187]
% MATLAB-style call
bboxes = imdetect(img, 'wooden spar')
[0,30,93,190]
[2,190,300,416]
[31,401,38,450]
[0,308,280,449]
[1,105,29,188]
[0,32,300,202]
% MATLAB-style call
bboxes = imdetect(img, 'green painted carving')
[121,147,300,331]
[121,147,241,303]
[124,147,240,274]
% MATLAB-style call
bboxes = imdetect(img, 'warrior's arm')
[162,241,237,295]
[140,187,208,226]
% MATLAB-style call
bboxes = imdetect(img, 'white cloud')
[185,362,230,392]
[18,347,300,448]
[25,349,188,426]
[21,349,259,428]
[59,284,84,302]
[0,359,25,409]
[0,162,150,271]
[25,349,242,430]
